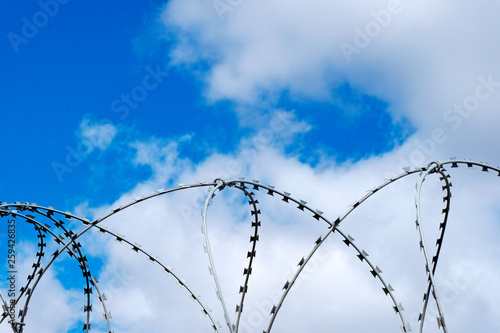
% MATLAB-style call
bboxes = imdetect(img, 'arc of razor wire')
[12,224,46,332]
[1,183,223,333]
[35,208,99,332]
[0,206,112,333]
[416,166,452,333]
[0,207,47,320]
[0,223,46,324]
[264,160,497,332]
[222,171,423,333]
[414,159,500,332]
[202,179,235,332]
[201,179,263,333]
[414,163,449,333]
[0,205,111,332]
[0,209,67,327]
[87,182,224,330]
[232,181,264,333]
[90,276,113,331]
[90,218,223,332]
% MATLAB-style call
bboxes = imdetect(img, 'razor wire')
[0,158,498,332]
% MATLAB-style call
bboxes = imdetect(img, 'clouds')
[163,0,357,103]
[130,135,192,183]
[78,116,117,154]
[50,117,118,182]
[5,114,500,332]
[49,119,498,332]
[3,0,500,332]
[161,0,500,161]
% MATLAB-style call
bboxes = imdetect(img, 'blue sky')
[0,1,412,209]
[1,1,500,332]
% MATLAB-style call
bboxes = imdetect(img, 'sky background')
[0,0,499,332]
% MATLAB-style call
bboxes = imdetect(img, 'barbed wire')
[0,159,498,332]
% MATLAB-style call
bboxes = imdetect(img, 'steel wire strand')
[0,223,45,327]
[227,181,262,333]
[33,208,104,332]
[417,166,452,333]
[1,183,216,332]
[90,219,223,331]
[414,162,448,332]
[227,170,424,333]
[1,159,499,332]
[0,209,107,332]
[0,208,47,332]
[201,179,235,332]
[2,204,111,332]
[415,159,500,332]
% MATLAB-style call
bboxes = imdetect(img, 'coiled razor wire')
[0,159,498,332]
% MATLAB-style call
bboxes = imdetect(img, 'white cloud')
[29,120,498,332]
[5,122,499,331]
[130,135,191,183]
[53,1,500,330]
[5,1,500,332]
[161,0,500,162]
[77,116,118,155]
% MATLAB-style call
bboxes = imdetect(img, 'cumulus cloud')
[35,115,498,332]
[6,1,500,332]
[161,0,500,161]
[6,117,499,332]
[77,116,118,155]
[60,1,500,331]
[130,135,193,183]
